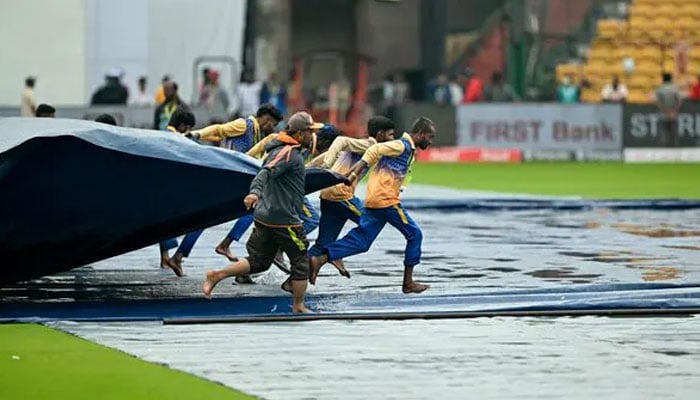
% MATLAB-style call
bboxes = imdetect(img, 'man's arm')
[246,134,277,158]
[346,140,405,184]
[321,136,374,168]
[191,119,247,142]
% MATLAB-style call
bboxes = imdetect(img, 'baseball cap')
[287,111,324,132]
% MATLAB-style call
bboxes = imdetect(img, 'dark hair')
[662,72,673,83]
[25,77,36,87]
[168,108,196,128]
[138,76,147,85]
[491,72,503,83]
[367,116,395,138]
[411,116,435,135]
[256,103,283,122]
[36,104,55,116]
[316,125,340,153]
[95,113,117,126]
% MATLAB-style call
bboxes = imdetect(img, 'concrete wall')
[0,0,245,107]
[0,0,87,106]
[355,0,421,81]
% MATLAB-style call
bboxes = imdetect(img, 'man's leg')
[300,197,320,235]
[167,229,204,277]
[159,238,178,269]
[275,226,311,313]
[309,208,386,284]
[203,222,276,299]
[385,204,429,294]
[216,213,254,261]
[308,200,349,257]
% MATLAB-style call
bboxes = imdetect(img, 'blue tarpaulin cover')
[0,118,345,284]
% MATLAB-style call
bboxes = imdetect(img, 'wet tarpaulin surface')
[0,118,345,284]
[1,283,700,323]
[2,185,700,322]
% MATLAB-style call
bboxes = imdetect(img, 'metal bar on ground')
[163,307,700,325]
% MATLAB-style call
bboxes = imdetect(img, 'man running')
[159,108,197,275]
[214,124,338,269]
[309,117,436,294]
[306,116,396,278]
[202,112,322,313]
[166,104,283,274]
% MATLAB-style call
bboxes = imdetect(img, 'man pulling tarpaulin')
[0,118,346,284]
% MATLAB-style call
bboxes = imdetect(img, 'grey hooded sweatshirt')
[249,135,305,227]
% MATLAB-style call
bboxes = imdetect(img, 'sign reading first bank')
[456,104,623,151]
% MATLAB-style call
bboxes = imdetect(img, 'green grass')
[411,162,700,199]
[0,324,256,400]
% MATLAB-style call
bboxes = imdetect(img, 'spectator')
[461,68,483,103]
[21,76,37,117]
[197,67,212,105]
[153,81,187,131]
[91,68,129,105]
[95,113,117,126]
[601,75,628,103]
[154,75,171,105]
[427,72,452,105]
[199,69,229,117]
[448,74,463,106]
[260,72,288,117]
[35,104,55,118]
[689,73,700,101]
[656,72,682,147]
[237,70,263,117]
[483,72,519,102]
[557,74,580,104]
[382,72,409,120]
[130,76,151,107]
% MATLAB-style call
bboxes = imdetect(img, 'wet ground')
[4,185,700,399]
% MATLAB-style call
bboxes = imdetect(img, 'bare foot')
[166,254,184,277]
[308,255,327,285]
[160,256,170,269]
[330,259,351,279]
[202,271,220,299]
[402,282,430,294]
[292,304,312,313]
[215,245,238,262]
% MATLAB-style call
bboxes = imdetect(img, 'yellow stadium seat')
[680,4,700,17]
[636,61,662,75]
[630,4,654,18]
[637,46,662,62]
[627,90,652,104]
[628,17,648,33]
[651,17,674,32]
[628,74,652,89]
[655,5,676,18]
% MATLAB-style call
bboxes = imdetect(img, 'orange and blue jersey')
[306,136,376,257]
[320,132,422,268]
[361,133,415,209]
[314,136,376,202]
[194,116,261,152]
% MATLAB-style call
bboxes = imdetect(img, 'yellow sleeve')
[321,137,374,169]
[360,140,405,166]
[246,134,277,158]
[194,119,247,142]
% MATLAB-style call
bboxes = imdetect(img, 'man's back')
[656,83,681,116]
[250,136,305,227]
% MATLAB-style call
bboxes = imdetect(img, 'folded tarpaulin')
[0,118,346,284]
